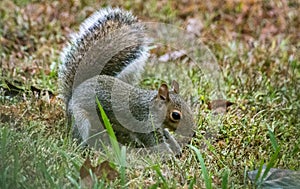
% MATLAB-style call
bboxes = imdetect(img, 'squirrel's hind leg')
[70,77,110,150]
[72,106,110,150]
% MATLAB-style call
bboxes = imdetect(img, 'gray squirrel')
[58,8,195,155]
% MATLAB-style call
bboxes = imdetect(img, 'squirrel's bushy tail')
[58,7,149,105]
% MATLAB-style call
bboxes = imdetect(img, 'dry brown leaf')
[186,17,203,37]
[25,3,46,22]
[80,157,93,179]
[98,161,119,181]
[158,50,186,62]
[80,157,119,188]
[207,99,234,114]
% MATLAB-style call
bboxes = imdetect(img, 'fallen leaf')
[248,166,300,188]
[0,80,24,97]
[80,157,93,179]
[80,157,119,188]
[1,80,54,99]
[80,157,94,188]
[186,17,203,37]
[158,50,186,62]
[94,160,119,181]
[207,99,234,114]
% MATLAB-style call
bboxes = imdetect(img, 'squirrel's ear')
[158,84,170,101]
[171,80,179,94]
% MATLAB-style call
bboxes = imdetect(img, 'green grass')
[96,97,127,188]
[0,124,81,188]
[189,145,213,189]
[1,0,299,188]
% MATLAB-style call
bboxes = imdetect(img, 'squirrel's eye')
[170,110,182,122]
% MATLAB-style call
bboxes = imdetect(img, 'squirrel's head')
[153,80,195,138]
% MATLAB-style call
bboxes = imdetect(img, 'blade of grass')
[221,168,229,189]
[189,145,212,189]
[0,128,9,189]
[120,146,127,188]
[255,160,265,183]
[261,147,280,181]
[96,97,121,160]
[96,97,127,187]
[268,128,279,151]
[188,175,196,189]
[152,164,168,188]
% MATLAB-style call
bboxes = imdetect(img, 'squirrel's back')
[58,8,195,154]
[58,7,149,105]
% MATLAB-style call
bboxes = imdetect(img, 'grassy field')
[1,0,299,188]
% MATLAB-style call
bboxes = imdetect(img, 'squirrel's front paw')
[163,129,182,156]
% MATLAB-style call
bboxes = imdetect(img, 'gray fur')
[58,8,195,155]
[59,7,149,105]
